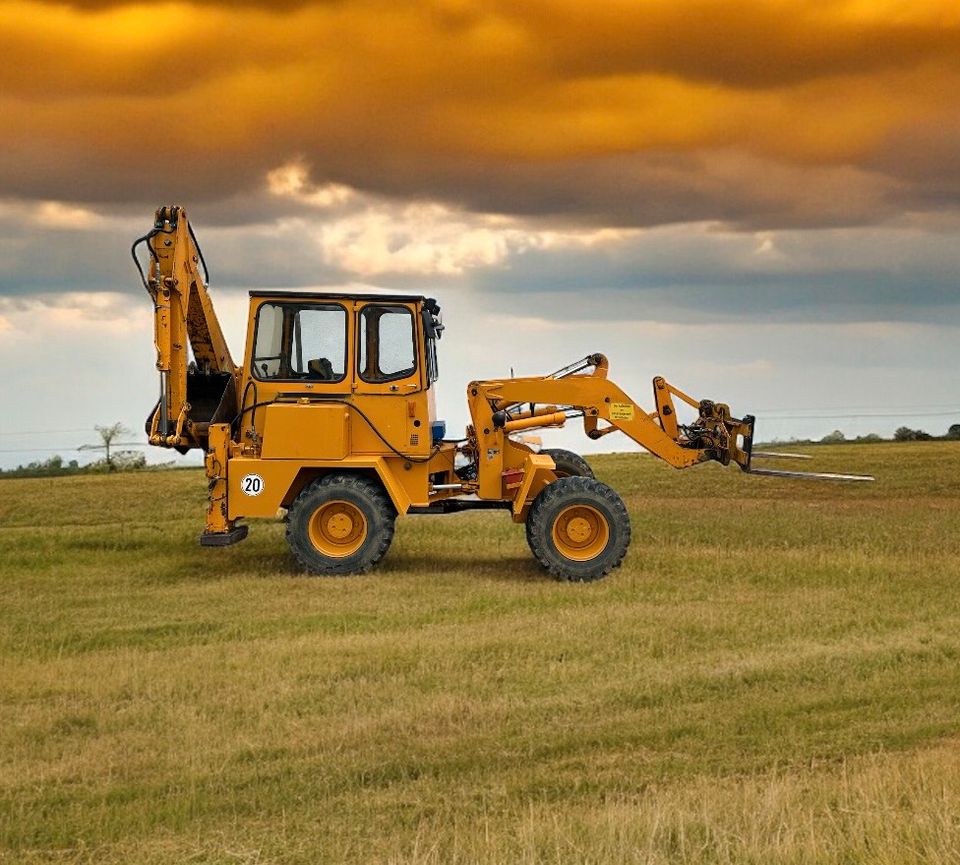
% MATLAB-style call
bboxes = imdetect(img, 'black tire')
[542,448,595,479]
[286,473,395,575]
[525,476,630,582]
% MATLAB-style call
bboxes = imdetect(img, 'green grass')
[1,442,960,864]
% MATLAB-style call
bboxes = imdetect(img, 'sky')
[0,0,958,467]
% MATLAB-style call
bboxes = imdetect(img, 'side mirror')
[422,308,444,340]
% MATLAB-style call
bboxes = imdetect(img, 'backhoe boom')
[134,206,240,450]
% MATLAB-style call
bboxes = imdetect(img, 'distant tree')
[0,455,68,478]
[894,426,932,442]
[820,429,846,443]
[946,424,960,441]
[94,423,129,469]
[855,433,883,443]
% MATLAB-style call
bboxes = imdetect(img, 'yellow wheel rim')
[307,500,367,558]
[551,505,609,562]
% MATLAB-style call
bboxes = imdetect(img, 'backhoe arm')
[134,206,239,450]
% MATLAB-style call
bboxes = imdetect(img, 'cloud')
[0,187,957,332]
[0,292,155,341]
[0,0,959,229]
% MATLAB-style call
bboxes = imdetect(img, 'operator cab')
[244,291,445,444]
[248,291,441,385]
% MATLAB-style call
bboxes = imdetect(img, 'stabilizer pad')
[199,525,249,546]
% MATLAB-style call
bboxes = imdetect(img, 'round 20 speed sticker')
[240,473,264,496]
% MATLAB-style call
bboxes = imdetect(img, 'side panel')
[260,404,350,460]
[226,456,429,519]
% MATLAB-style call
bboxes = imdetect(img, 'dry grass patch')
[1,443,959,863]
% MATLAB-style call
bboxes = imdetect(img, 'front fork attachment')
[653,377,874,481]
[652,376,754,470]
[700,404,755,470]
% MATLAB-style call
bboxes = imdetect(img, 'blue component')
[431,420,447,443]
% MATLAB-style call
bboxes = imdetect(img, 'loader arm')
[468,354,871,507]
[477,356,752,470]
[134,206,240,450]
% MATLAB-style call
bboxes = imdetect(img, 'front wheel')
[525,476,630,582]
[286,474,395,575]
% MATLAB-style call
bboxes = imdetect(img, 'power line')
[0,443,149,454]
[0,428,93,437]
[753,403,958,413]
[0,447,82,454]
[758,409,959,420]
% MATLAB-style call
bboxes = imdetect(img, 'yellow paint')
[261,405,350,460]
[204,423,231,535]
[511,453,557,522]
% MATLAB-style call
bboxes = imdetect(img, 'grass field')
[2,442,960,864]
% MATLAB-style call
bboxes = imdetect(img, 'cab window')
[358,305,416,383]
[252,302,347,382]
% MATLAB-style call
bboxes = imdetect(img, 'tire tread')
[286,473,395,575]
[526,476,630,582]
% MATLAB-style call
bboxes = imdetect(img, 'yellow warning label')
[610,402,635,421]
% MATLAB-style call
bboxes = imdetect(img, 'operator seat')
[306,357,335,381]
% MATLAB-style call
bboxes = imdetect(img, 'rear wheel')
[526,476,630,582]
[542,448,595,479]
[286,474,395,575]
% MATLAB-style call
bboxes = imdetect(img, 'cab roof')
[249,290,430,304]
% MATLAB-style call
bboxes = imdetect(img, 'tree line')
[791,423,960,446]
[0,423,158,480]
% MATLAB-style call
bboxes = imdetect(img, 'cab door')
[351,301,430,457]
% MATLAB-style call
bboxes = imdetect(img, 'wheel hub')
[566,516,592,542]
[552,504,610,562]
[326,512,354,539]
[308,500,367,558]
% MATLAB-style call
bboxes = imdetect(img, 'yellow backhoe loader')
[134,206,871,581]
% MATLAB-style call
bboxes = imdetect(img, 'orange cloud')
[1,0,959,226]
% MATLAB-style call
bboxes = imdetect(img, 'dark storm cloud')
[472,224,960,325]
[0,0,959,232]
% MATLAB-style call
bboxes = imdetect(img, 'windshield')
[252,302,347,382]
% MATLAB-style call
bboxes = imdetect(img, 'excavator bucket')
[145,367,237,451]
